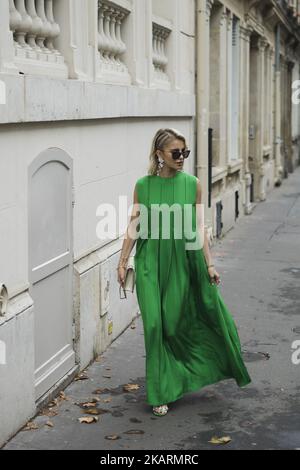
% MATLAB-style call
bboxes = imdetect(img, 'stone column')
[287,61,295,172]
[281,59,288,177]
[274,52,283,184]
[239,24,252,214]
[250,35,268,201]
[258,37,268,201]
[269,47,275,150]
[264,45,270,147]
[209,4,227,167]
[196,0,214,234]
[226,11,233,164]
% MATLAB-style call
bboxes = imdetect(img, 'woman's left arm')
[195,178,220,284]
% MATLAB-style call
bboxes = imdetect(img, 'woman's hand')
[117,266,126,287]
[207,266,220,285]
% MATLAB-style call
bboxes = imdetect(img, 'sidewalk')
[3,167,300,450]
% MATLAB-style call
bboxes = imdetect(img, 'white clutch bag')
[119,255,135,299]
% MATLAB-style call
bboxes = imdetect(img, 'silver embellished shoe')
[152,404,169,416]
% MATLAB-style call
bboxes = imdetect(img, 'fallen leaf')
[209,436,231,445]
[47,401,57,408]
[45,393,68,412]
[105,434,120,440]
[74,373,89,381]
[80,402,98,408]
[85,408,102,415]
[94,408,110,415]
[46,421,54,428]
[59,391,68,401]
[78,416,98,424]
[23,422,39,431]
[123,383,140,392]
[103,398,112,403]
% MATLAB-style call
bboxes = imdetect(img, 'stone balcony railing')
[2,1,175,87]
[97,0,131,84]
[152,21,171,89]
[9,0,67,76]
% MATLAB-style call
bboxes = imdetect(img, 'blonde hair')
[148,128,187,176]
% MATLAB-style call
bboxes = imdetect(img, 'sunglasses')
[167,149,191,160]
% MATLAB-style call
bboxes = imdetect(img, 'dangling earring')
[157,155,165,175]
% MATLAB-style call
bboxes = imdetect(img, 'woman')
[117,128,251,417]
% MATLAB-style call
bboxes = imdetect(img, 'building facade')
[0,0,299,446]
[196,0,300,239]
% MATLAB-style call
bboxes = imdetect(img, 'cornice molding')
[245,12,264,37]
[239,24,253,42]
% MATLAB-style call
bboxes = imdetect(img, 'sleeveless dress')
[135,170,251,406]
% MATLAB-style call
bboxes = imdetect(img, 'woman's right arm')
[117,184,140,286]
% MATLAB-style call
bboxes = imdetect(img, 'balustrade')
[97,0,130,79]
[9,0,64,64]
[152,22,171,85]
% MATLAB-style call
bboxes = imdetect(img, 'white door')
[29,149,75,400]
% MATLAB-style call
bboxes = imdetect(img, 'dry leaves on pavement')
[209,436,232,445]
[123,383,140,392]
[78,416,99,424]
[23,422,39,431]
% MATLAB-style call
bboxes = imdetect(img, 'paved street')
[3,168,300,451]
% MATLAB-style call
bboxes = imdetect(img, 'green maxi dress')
[135,170,251,406]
